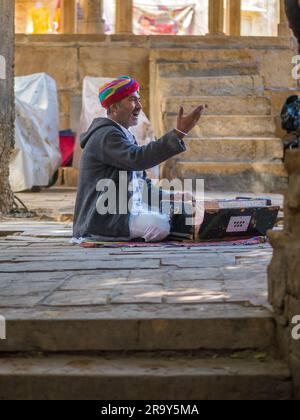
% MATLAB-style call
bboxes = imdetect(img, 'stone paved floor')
[13,187,77,221]
[0,224,272,311]
[0,188,283,315]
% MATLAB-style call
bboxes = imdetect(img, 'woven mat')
[80,236,267,249]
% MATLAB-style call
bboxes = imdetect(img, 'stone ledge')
[0,304,275,353]
[15,34,293,49]
[268,230,290,249]
[0,354,292,400]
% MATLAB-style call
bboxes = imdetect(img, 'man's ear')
[110,103,119,115]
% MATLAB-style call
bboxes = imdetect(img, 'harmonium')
[161,198,280,242]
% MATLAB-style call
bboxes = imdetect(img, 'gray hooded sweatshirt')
[73,118,186,241]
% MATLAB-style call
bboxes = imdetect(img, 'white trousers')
[129,211,171,242]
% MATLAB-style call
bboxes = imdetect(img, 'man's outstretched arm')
[100,105,206,172]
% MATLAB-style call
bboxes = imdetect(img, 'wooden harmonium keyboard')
[161,198,280,242]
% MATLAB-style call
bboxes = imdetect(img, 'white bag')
[10,73,61,192]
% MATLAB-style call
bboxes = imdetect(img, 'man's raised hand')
[176,105,207,138]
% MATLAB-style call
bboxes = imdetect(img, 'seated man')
[73,76,204,243]
[285,0,300,51]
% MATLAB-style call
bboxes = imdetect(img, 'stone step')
[0,354,291,400]
[183,138,284,162]
[0,304,275,352]
[160,75,264,96]
[152,48,255,64]
[150,37,292,57]
[164,115,276,138]
[162,162,287,193]
[158,61,259,78]
[162,96,271,115]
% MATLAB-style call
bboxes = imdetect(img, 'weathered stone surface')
[15,46,79,89]
[158,61,259,78]
[287,254,300,297]
[165,290,226,304]
[268,250,287,310]
[171,268,222,281]
[58,90,71,116]
[290,354,300,400]
[0,196,277,356]
[0,294,48,307]
[183,138,283,163]
[0,303,276,353]
[151,44,287,90]
[111,286,164,304]
[0,188,76,222]
[287,296,300,325]
[285,150,300,175]
[150,36,292,50]
[165,115,276,138]
[59,114,70,130]
[223,288,269,307]
[41,290,110,306]
[0,180,290,397]
[224,278,267,291]
[0,281,62,297]
[222,265,267,282]
[291,336,300,361]
[285,211,300,238]
[0,258,161,272]
[61,167,79,188]
[269,147,300,400]
[161,255,235,268]
[255,48,297,89]
[166,161,287,193]
[60,271,165,290]
[162,95,271,116]
[275,323,291,361]
[150,43,294,193]
[128,269,170,283]
[287,173,300,210]
[0,355,291,400]
[161,75,264,97]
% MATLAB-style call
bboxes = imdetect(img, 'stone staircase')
[0,218,293,400]
[151,53,287,193]
[0,303,292,400]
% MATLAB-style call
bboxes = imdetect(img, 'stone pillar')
[81,0,105,34]
[0,0,14,213]
[268,150,300,399]
[62,0,77,34]
[208,0,225,35]
[278,0,291,36]
[115,0,133,34]
[228,0,241,36]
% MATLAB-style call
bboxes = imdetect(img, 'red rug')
[80,236,267,249]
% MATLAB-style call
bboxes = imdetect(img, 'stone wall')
[269,150,300,399]
[15,34,150,132]
[15,34,299,135]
